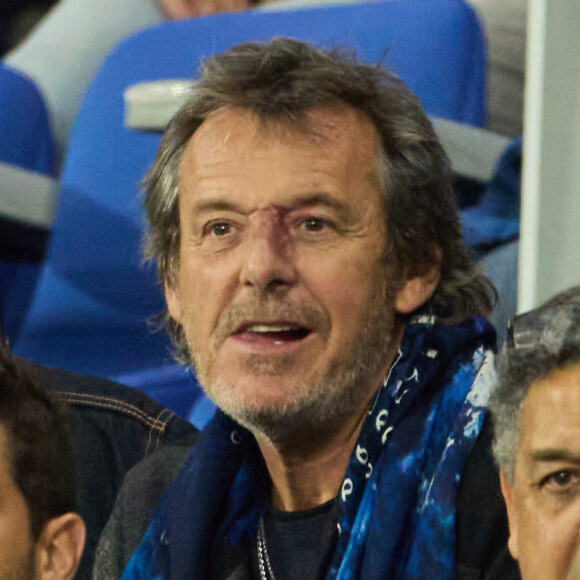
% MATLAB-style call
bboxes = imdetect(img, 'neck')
[255,403,368,511]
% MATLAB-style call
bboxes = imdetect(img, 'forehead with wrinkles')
[179,105,385,203]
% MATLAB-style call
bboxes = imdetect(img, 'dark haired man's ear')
[394,249,442,314]
[499,468,519,563]
[36,513,86,580]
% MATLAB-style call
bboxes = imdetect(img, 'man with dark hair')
[95,37,504,579]
[16,356,199,580]
[0,339,85,579]
[488,285,580,580]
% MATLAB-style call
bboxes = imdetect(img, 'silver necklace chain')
[257,516,276,580]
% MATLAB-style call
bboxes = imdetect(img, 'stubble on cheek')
[0,544,36,580]
[189,280,395,439]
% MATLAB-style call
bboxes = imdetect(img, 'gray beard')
[190,278,396,445]
[231,339,391,446]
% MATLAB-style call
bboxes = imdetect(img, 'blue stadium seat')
[0,63,55,175]
[13,0,486,420]
[0,63,56,339]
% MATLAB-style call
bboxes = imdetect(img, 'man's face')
[0,428,36,580]
[503,362,580,580]
[165,106,405,435]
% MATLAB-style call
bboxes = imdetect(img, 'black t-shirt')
[212,498,339,580]
[264,499,339,580]
[258,498,339,580]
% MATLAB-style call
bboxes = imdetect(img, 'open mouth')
[236,323,311,343]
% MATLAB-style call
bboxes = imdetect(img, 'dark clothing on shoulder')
[455,416,520,580]
[19,358,199,580]
[482,547,521,580]
[93,445,193,580]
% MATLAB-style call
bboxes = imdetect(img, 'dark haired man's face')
[165,105,413,436]
[0,428,36,579]
[502,363,580,580]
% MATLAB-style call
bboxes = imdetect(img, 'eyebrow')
[288,193,350,215]
[192,199,242,214]
[530,449,580,463]
[191,193,350,216]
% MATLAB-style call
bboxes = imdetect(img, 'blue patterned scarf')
[122,315,496,579]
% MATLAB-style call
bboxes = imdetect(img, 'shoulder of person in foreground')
[92,444,192,580]
[455,412,520,580]
[17,357,198,579]
[20,357,199,450]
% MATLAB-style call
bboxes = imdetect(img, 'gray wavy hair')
[142,37,496,359]
[489,285,580,482]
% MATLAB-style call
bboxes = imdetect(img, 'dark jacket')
[20,358,199,580]
[455,416,520,580]
[93,415,520,580]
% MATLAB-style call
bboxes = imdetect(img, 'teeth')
[247,324,295,333]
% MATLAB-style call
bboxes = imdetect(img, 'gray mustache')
[214,297,331,341]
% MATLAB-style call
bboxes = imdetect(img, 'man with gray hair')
[94,37,506,580]
[488,285,580,580]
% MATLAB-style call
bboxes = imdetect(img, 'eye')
[540,469,580,494]
[205,221,232,237]
[301,217,327,232]
[291,212,340,243]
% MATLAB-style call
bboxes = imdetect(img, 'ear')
[36,513,86,580]
[164,278,183,325]
[394,251,442,314]
[499,468,519,562]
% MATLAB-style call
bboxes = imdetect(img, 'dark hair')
[143,37,495,357]
[489,285,580,481]
[0,340,76,538]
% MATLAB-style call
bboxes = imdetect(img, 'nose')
[239,206,297,291]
